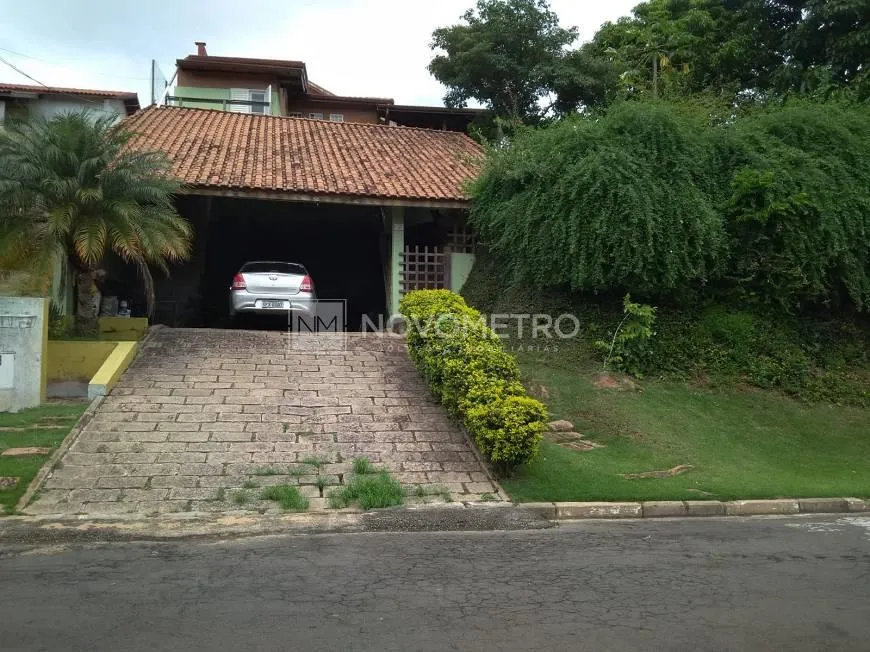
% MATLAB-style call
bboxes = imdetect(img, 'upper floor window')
[329,113,344,122]
[288,111,303,118]
[308,112,323,120]
[230,88,269,115]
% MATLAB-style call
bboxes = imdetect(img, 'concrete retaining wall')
[0,296,48,411]
[47,341,116,381]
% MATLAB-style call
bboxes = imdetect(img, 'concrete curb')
[15,396,104,513]
[88,340,139,399]
[516,498,870,520]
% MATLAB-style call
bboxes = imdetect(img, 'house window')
[288,111,303,118]
[230,88,269,114]
[249,90,268,115]
[308,112,324,120]
[329,113,344,122]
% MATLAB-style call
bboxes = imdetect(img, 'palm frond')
[0,111,192,313]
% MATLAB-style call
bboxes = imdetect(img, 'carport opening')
[162,197,388,331]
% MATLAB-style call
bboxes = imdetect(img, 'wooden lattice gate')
[399,245,447,294]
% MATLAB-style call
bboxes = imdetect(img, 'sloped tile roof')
[0,82,137,99]
[0,83,140,113]
[124,106,482,203]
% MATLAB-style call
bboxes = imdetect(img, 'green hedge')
[400,289,548,469]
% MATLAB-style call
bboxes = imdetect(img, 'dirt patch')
[0,477,20,489]
[528,383,550,399]
[1,447,52,457]
[0,446,51,457]
[593,373,641,392]
[562,440,604,452]
[622,464,693,480]
[0,425,74,432]
[543,429,605,452]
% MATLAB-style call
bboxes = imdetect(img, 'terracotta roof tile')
[0,82,137,99]
[123,106,482,203]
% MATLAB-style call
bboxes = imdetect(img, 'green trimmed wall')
[173,87,281,115]
[449,253,476,294]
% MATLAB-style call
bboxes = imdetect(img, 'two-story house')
[120,43,482,329]
[167,41,482,131]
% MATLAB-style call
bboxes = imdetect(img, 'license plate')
[261,300,285,309]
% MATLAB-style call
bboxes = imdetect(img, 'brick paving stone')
[26,329,497,516]
[149,475,199,488]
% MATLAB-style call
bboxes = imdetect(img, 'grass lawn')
[503,350,870,502]
[0,402,88,515]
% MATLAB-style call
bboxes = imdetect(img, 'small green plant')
[301,455,329,470]
[352,456,376,475]
[314,475,330,491]
[288,465,310,477]
[410,484,452,502]
[214,487,226,502]
[48,301,73,339]
[242,479,259,489]
[253,466,281,476]
[328,471,404,510]
[595,294,657,377]
[282,423,290,433]
[480,493,497,502]
[232,490,250,505]
[260,485,309,511]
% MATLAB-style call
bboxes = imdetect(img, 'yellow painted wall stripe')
[88,341,139,398]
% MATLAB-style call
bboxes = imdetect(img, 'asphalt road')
[2,515,869,651]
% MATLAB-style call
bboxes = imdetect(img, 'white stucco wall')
[27,98,127,122]
[0,297,47,411]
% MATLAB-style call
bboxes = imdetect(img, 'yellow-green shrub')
[400,289,547,469]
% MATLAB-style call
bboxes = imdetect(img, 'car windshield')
[240,262,306,275]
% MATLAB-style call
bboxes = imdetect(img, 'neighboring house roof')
[124,106,482,205]
[307,81,334,96]
[176,54,307,71]
[379,104,487,115]
[176,54,308,92]
[306,94,395,106]
[0,83,140,114]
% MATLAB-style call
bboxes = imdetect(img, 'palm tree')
[0,111,192,335]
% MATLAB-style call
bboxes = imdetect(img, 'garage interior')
[153,195,391,330]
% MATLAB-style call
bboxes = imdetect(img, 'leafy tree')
[550,45,621,113]
[589,0,803,100]
[722,101,870,311]
[469,99,870,312]
[0,112,192,335]
[429,0,577,122]
[469,102,725,296]
[783,0,870,98]
[590,0,870,102]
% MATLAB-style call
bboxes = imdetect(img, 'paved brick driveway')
[28,328,499,516]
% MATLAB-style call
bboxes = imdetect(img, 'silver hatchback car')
[229,261,316,318]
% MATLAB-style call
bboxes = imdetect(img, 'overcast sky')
[0,0,637,107]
